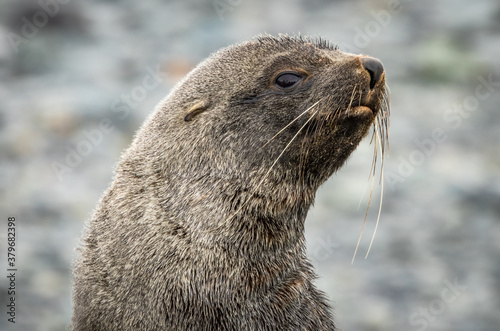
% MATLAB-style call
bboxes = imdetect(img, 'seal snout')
[361,57,384,89]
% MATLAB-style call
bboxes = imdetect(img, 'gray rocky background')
[0,0,499,330]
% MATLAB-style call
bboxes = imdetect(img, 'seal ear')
[184,100,210,122]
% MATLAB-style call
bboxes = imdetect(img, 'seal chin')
[347,105,375,117]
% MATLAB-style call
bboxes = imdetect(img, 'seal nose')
[361,57,384,90]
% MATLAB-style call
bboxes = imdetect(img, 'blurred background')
[0,0,499,330]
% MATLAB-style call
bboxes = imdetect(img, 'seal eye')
[275,72,303,89]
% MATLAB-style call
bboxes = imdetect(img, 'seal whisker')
[351,122,379,264]
[298,99,325,188]
[377,117,386,184]
[298,138,311,188]
[314,104,327,137]
[261,99,323,148]
[347,84,359,111]
[357,133,378,210]
[382,90,391,151]
[365,85,390,259]
[300,96,335,182]
[353,84,392,262]
[263,102,322,187]
[365,121,385,259]
[354,92,390,262]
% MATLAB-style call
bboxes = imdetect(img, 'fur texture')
[72,34,387,330]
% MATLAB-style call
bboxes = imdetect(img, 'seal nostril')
[361,57,384,90]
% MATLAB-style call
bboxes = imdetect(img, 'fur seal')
[72,35,389,330]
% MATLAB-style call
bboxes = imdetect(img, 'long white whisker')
[351,172,375,264]
[365,121,384,259]
[262,99,323,148]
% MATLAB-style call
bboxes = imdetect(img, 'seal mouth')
[343,85,384,118]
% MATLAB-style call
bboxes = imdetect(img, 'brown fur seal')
[72,35,389,330]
